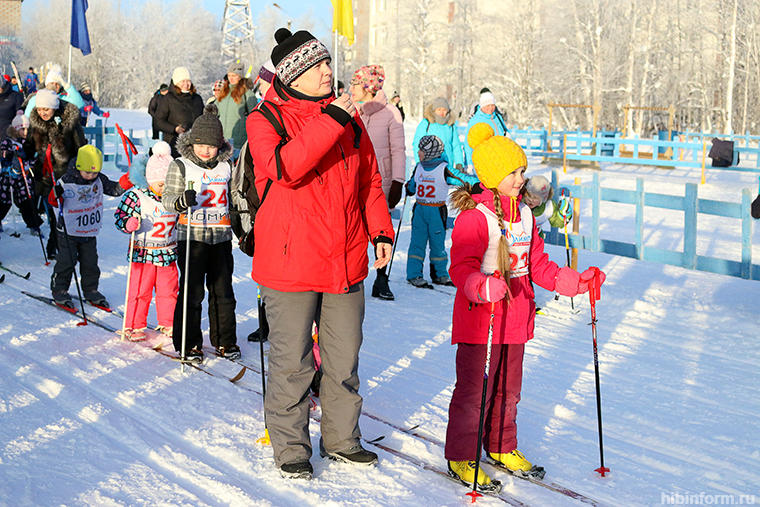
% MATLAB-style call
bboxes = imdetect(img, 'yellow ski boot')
[447,460,502,493]
[486,450,546,480]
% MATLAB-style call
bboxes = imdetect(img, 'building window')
[371,27,377,47]
[380,24,388,46]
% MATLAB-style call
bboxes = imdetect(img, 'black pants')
[173,240,237,353]
[50,233,99,294]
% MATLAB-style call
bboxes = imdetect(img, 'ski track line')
[0,339,322,507]
[517,397,760,484]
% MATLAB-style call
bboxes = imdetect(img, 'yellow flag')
[332,0,355,45]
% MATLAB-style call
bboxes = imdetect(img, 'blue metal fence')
[543,170,758,280]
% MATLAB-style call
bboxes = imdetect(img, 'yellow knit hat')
[467,123,527,189]
[75,145,103,173]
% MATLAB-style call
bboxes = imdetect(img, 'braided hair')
[489,187,514,302]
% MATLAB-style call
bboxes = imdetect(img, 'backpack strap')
[255,101,288,181]
[175,159,186,178]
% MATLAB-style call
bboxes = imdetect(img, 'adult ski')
[0,262,31,280]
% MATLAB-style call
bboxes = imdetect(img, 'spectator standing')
[153,67,204,158]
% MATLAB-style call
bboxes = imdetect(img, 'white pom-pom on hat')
[152,140,171,156]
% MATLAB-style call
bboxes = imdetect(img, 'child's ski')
[0,262,31,280]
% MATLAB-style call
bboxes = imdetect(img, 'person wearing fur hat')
[48,145,128,309]
[24,65,84,118]
[216,60,258,156]
[24,88,87,259]
[78,83,109,127]
[114,140,179,341]
[412,96,465,172]
[246,27,394,479]
[0,75,24,142]
[443,123,607,492]
[349,64,405,300]
[162,103,240,363]
[465,90,508,167]
[153,67,204,158]
[0,113,43,234]
[405,134,478,289]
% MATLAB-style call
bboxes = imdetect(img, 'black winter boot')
[371,270,395,300]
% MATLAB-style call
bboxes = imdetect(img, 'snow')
[1,110,759,507]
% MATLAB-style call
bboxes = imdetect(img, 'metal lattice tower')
[221,0,255,66]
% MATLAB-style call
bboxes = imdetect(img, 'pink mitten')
[555,266,581,298]
[464,271,508,303]
[577,268,606,295]
[125,216,140,232]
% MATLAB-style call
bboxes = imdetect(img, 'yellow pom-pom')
[467,122,495,149]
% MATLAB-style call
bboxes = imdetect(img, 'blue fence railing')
[83,119,158,172]
[542,169,758,280]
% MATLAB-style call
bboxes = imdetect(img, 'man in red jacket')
[246,28,394,480]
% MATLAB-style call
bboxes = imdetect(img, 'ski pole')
[561,189,575,311]
[386,193,407,277]
[180,181,193,373]
[19,157,48,265]
[10,203,20,238]
[121,230,136,340]
[587,267,610,477]
[52,176,88,326]
[466,271,501,503]
[255,284,271,445]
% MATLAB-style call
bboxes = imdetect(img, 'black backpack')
[709,138,738,167]
[231,101,288,256]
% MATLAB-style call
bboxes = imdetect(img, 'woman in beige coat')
[350,64,406,300]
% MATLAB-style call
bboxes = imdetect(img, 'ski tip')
[0,274,5,283]
[23,272,31,279]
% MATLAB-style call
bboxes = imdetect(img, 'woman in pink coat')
[349,64,406,300]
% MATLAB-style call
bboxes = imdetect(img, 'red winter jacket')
[450,187,562,345]
[246,83,393,294]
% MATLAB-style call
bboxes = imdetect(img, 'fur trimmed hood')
[175,131,233,167]
[5,125,24,140]
[127,156,150,190]
[27,100,86,178]
[423,102,455,126]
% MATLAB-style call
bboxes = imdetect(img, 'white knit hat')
[479,92,496,108]
[172,67,191,84]
[35,89,60,110]
[11,113,30,129]
[145,141,173,184]
[526,175,551,202]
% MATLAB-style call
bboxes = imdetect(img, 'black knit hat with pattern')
[189,104,224,147]
[270,28,331,86]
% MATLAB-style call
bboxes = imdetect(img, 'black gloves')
[176,189,197,212]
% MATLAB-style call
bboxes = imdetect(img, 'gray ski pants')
[261,282,365,467]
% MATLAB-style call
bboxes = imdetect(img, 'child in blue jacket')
[406,135,479,288]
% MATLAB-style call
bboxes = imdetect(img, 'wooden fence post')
[683,183,698,270]
[571,176,581,270]
[742,188,752,279]
[636,178,644,260]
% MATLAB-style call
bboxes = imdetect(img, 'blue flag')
[71,0,91,56]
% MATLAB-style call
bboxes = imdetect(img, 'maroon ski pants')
[445,342,525,461]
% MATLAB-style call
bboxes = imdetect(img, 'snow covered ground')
[1,110,759,507]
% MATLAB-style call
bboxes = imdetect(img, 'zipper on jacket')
[337,143,348,172]
[315,169,323,184]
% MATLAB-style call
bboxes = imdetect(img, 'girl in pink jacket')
[444,123,605,492]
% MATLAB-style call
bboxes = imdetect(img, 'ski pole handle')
[588,266,602,304]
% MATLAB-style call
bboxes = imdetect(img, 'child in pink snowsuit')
[114,141,179,341]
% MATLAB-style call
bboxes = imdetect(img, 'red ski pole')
[587,267,609,477]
